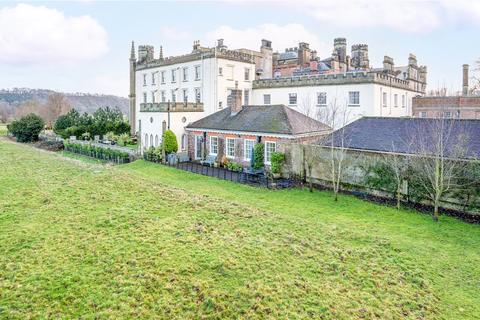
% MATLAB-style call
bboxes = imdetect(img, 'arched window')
[155,135,159,147]
[181,134,187,150]
[150,134,153,147]
[144,133,148,148]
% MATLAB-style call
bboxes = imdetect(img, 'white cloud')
[205,23,331,57]
[0,4,108,65]
[275,0,480,33]
[289,0,440,33]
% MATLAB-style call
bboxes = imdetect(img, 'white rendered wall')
[252,83,420,125]
[135,56,254,152]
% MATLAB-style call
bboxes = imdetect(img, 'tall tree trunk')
[433,203,439,222]
[396,185,401,210]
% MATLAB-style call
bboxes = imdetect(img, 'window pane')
[264,94,271,105]
[317,92,326,105]
[289,93,297,105]
[245,140,254,160]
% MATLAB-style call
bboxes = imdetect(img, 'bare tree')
[315,96,351,201]
[409,117,471,221]
[40,93,72,127]
[15,100,41,118]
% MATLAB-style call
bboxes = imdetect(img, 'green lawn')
[1,140,479,319]
[0,124,7,136]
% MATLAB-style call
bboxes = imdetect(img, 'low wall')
[279,142,480,216]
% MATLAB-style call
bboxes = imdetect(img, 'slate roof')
[318,117,480,159]
[186,105,331,136]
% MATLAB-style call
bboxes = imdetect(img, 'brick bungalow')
[185,87,331,167]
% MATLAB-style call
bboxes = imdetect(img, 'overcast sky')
[0,0,478,97]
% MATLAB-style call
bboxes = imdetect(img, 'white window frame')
[264,94,271,105]
[195,135,202,159]
[317,92,327,106]
[143,74,147,86]
[194,88,201,103]
[171,69,176,83]
[171,89,176,102]
[161,91,166,102]
[151,91,156,103]
[265,141,276,165]
[181,134,187,151]
[402,95,406,108]
[244,68,250,81]
[195,65,201,80]
[151,72,156,85]
[349,91,360,106]
[182,67,188,82]
[143,92,147,103]
[244,89,249,105]
[244,139,254,161]
[183,88,188,103]
[161,71,166,84]
[288,93,297,106]
[394,94,398,107]
[382,92,387,107]
[209,136,218,155]
[226,138,235,158]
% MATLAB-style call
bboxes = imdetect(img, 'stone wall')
[280,142,479,214]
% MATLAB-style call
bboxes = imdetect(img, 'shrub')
[81,132,91,141]
[270,152,285,174]
[227,161,243,172]
[163,130,178,154]
[8,113,45,143]
[105,131,118,142]
[117,133,132,146]
[253,143,264,169]
[63,141,130,164]
[144,146,163,163]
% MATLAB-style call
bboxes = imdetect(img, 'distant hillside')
[0,88,129,115]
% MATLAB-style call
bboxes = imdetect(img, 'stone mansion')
[129,37,427,153]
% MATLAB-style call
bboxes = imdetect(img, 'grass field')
[0,124,7,136]
[1,140,479,319]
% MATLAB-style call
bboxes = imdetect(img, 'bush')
[63,141,130,164]
[227,161,243,172]
[105,131,118,142]
[270,152,285,174]
[253,143,264,169]
[117,133,132,146]
[81,132,91,141]
[144,146,163,163]
[8,113,45,143]
[163,130,178,154]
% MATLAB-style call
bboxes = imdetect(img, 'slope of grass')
[0,140,479,319]
[0,124,7,136]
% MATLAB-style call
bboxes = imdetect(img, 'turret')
[333,38,347,63]
[383,56,394,73]
[129,41,137,136]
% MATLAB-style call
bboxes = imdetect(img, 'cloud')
[272,0,480,34]
[0,4,108,65]
[205,23,331,57]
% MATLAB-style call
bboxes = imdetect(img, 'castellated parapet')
[351,44,369,69]
[252,71,422,93]
[334,38,347,63]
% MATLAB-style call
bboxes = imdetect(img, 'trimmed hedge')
[63,141,130,164]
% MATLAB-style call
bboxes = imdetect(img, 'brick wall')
[413,96,480,119]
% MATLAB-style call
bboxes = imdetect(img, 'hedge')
[63,141,130,164]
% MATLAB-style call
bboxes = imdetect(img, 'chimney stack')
[463,64,469,96]
[229,81,243,115]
